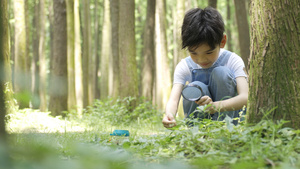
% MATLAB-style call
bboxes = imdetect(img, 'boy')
[162,7,248,128]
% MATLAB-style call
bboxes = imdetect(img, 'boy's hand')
[162,113,177,128]
[195,96,216,114]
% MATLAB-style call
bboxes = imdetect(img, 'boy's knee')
[211,66,234,80]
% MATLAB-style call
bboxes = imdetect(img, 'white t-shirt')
[173,49,247,85]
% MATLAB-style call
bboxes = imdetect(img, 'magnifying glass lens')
[182,86,202,101]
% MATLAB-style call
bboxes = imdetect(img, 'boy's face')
[188,35,226,69]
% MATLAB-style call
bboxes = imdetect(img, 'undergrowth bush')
[81,97,163,126]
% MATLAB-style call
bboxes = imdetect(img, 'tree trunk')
[74,0,83,113]
[110,0,120,98]
[83,0,90,107]
[49,0,68,116]
[226,0,232,51]
[141,0,156,100]
[14,0,29,108]
[24,0,32,108]
[66,0,77,111]
[100,0,111,100]
[173,0,186,73]
[0,0,10,139]
[38,0,47,112]
[155,0,172,110]
[208,0,217,8]
[247,0,300,128]
[93,0,100,99]
[118,0,138,102]
[32,0,40,109]
[234,0,250,69]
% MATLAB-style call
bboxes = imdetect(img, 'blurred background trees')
[6,0,251,116]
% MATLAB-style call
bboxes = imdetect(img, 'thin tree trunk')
[110,0,119,98]
[226,0,232,51]
[32,0,40,109]
[14,0,29,108]
[0,0,10,139]
[155,0,172,110]
[100,0,111,100]
[247,0,300,128]
[74,0,83,113]
[119,0,138,104]
[173,0,186,72]
[49,0,68,116]
[38,0,47,112]
[66,0,77,111]
[141,0,156,100]
[234,0,250,69]
[83,0,90,107]
[93,0,100,99]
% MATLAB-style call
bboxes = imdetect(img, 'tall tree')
[155,0,172,110]
[141,0,156,100]
[14,0,29,108]
[0,0,10,138]
[173,0,186,72]
[247,0,300,128]
[32,0,40,109]
[110,0,120,98]
[93,0,100,99]
[83,0,91,107]
[208,0,217,8]
[226,0,232,51]
[74,0,83,112]
[118,0,138,102]
[38,0,47,112]
[49,0,68,116]
[234,0,250,68]
[66,0,77,111]
[100,0,111,100]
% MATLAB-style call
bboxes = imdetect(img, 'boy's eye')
[206,52,213,54]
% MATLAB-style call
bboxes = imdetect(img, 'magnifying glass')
[181,84,204,101]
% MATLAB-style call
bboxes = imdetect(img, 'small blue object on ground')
[110,130,130,137]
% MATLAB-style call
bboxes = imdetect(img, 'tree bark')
[155,0,172,110]
[110,0,120,98]
[118,0,138,102]
[49,0,68,116]
[93,0,100,99]
[173,0,186,73]
[141,0,156,100]
[38,0,47,112]
[100,0,111,100]
[32,0,40,109]
[74,0,83,112]
[234,0,250,69]
[226,0,232,51]
[66,0,77,111]
[83,0,91,107]
[14,0,29,108]
[0,0,10,139]
[247,0,300,128]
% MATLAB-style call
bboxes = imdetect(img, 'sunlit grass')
[3,99,300,169]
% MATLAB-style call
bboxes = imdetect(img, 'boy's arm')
[162,83,184,128]
[211,76,248,112]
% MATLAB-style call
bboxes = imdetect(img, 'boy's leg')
[208,66,241,123]
[183,81,212,119]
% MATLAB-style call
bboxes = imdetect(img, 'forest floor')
[3,99,300,169]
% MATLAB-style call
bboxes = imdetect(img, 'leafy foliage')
[81,97,163,126]
[3,100,300,169]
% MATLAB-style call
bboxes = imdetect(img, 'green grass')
[2,98,300,169]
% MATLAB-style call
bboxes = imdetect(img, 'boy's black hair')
[181,7,225,50]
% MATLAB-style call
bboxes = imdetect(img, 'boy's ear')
[220,34,227,48]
